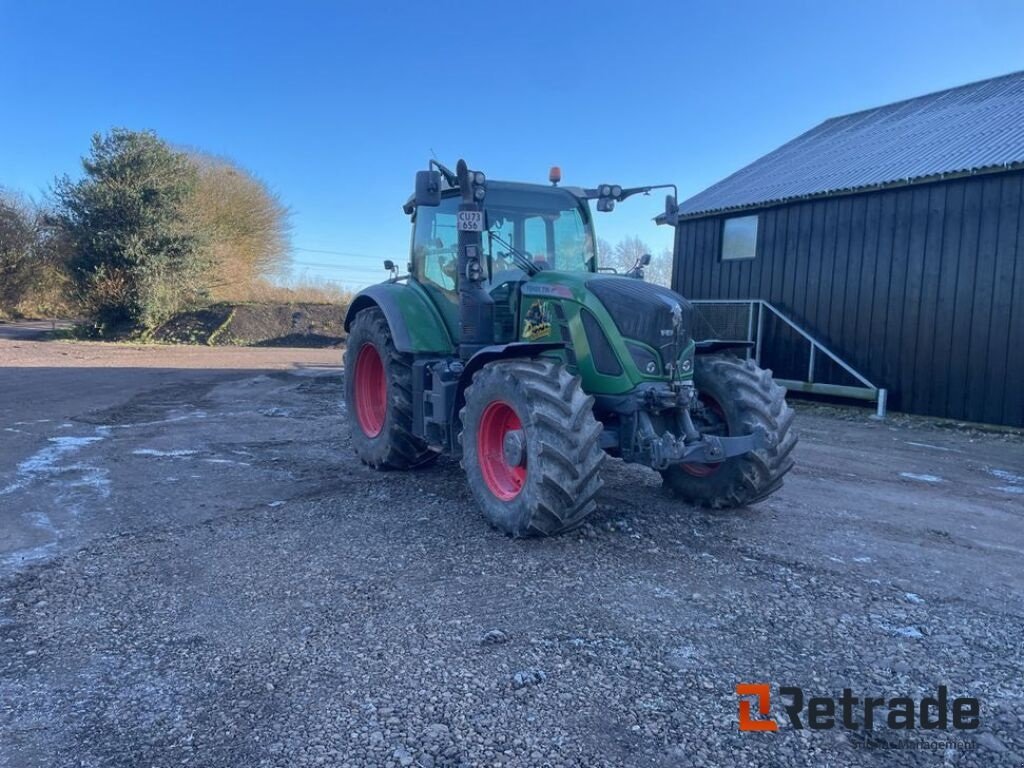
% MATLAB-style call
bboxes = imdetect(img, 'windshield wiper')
[487,230,539,276]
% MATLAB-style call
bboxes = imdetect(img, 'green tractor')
[343,159,796,536]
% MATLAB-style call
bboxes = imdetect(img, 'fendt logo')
[736,683,980,732]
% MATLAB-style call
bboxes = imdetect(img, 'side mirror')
[663,194,679,226]
[640,253,652,267]
[414,170,442,207]
[383,259,396,271]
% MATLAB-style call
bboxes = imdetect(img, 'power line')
[288,264,387,278]
[289,260,378,271]
[292,246,382,259]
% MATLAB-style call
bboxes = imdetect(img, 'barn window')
[721,215,759,261]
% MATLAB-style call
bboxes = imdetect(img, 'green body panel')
[345,281,455,355]
[517,271,695,396]
[350,269,695,399]
[352,163,699,397]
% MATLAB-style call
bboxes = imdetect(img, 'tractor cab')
[408,180,598,344]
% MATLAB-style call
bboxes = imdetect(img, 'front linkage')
[639,415,768,470]
[598,381,768,471]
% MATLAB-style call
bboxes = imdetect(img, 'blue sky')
[3,0,1023,289]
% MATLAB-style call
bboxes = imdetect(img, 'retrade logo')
[736,683,779,731]
[736,684,979,732]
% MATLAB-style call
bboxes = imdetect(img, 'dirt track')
[1,334,1022,767]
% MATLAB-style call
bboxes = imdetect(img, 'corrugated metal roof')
[680,70,1024,217]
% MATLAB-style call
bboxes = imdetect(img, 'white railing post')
[873,389,888,420]
[755,302,764,366]
[745,301,754,360]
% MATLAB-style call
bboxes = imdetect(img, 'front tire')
[661,355,796,508]
[344,307,437,469]
[459,358,604,537]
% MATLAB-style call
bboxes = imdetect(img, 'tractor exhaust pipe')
[455,159,495,360]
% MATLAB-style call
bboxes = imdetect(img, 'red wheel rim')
[477,401,526,501]
[682,459,721,477]
[353,343,386,437]
[682,393,727,477]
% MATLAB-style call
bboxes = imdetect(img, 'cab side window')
[414,197,460,295]
[523,216,548,263]
[553,211,589,271]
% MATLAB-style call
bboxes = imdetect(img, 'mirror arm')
[618,183,677,202]
[582,183,678,203]
[430,159,458,188]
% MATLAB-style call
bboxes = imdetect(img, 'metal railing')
[690,299,888,419]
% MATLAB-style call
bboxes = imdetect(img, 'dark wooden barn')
[670,71,1024,427]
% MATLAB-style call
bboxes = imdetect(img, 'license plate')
[457,210,484,232]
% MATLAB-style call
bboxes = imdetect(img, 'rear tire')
[459,358,604,537]
[344,307,438,469]
[661,355,796,508]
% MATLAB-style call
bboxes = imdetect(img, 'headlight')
[626,342,660,377]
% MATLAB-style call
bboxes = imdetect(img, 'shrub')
[53,129,205,331]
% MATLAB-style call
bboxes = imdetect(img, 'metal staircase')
[690,299,887,419]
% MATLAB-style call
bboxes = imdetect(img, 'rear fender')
[345,282,454,355]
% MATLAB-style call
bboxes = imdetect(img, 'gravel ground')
[1,337,1023,767]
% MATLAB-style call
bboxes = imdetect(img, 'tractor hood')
[520,271,694,382]
[583,275,693,350]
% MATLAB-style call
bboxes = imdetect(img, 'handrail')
[690,299,887,419]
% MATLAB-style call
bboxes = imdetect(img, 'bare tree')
[612,236,650,274]
[183,152,291,301]
[646,246,673,288]
[0,191,76,318]
[594,236,672,287]
[596,237,614,269]
[0,190,35,313]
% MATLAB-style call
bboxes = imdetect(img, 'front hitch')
[646,425,768,471]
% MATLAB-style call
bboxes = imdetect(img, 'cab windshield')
[413,186,594,293]
[482,186,596,274]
